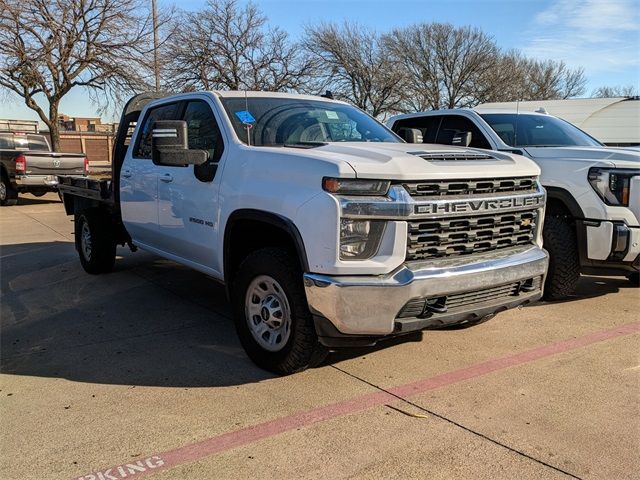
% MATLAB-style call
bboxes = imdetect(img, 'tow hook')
[517,278,536,293]
[424,296,448,314]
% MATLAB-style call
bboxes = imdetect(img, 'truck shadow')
[528,274,636,306]
[14,194,62,206]
[1,240,632,388]
[1,241,273,387]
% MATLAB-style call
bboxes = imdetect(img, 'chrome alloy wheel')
[80,220,92,261]
[245,275,292,352]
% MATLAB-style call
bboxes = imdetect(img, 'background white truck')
[388,109,640,299]
[59,91,548,374]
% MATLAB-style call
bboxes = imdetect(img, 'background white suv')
[388,109,640,299]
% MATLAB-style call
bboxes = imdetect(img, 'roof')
[213,90,346,104]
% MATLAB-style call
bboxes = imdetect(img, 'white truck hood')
[310,142,539,180]
[523,146,640,169]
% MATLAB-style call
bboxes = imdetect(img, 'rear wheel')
[75,209,116,274]
[543,215,581,300]
[231,248,327,374]
[0,173,18,206]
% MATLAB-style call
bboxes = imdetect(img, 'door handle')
[121,168,132,178]
[160,173,173,183]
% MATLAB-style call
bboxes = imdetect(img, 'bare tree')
[385,23,587,111]
[592,85,639,97]
[386,23,500,110]
[304,22,408,118]
[165,0,315,93]
[0,0,156,151]
[523,59,586,100]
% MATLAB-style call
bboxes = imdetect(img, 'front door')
[120,102,181,249]
[155,99,226,272]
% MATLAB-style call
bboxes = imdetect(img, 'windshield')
[220,97,400,147]
[480,113,602,147]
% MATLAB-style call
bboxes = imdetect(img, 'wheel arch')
[545,186,585,218]
[223,209,309,286]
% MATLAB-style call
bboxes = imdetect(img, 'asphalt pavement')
[1,193,638,480]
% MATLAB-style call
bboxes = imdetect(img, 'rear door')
[154,98,226,271]
[120,101,181,248]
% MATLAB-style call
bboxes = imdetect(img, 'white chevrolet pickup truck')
[58,91,548,374]
[388,109,640,299]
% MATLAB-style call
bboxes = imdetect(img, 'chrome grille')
[396,277,543,319]
[407,209,537,260]
[402,176,537,197]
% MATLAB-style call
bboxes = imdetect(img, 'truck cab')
[59,91,548,374]
[387,109,640,298]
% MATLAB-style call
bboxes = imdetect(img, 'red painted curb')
[74,321,640,480]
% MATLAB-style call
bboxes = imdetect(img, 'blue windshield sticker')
[235,110,256,124]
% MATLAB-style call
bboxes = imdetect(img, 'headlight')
[588,168,637,206]
[340,219,385,259]
[323,177,390,196]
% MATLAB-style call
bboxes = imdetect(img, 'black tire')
[31,191,46,197]
[542,215,581,300]
[628,272,639,286]
[75,209,116,274]
[0,172,18,206]
[231,247,327,374]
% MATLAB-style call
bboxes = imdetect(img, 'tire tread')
[543,215,581,300]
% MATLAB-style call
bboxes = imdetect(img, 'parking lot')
[1,193,638,480]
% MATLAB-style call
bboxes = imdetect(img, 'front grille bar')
[396,277,543,319]
[402,176,538,198]
[407,209,537,260]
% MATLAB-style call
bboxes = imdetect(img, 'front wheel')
[542,215,581,300]
[75,209,116,274]
[0,174,18,206]
[231,248,327,374]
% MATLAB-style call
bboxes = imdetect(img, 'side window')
[133,103,180,159]
[0,134,14,149]
[436,115,491,149]
[183,100,224,182]
[27,135,50,151]
[392,116,442,143]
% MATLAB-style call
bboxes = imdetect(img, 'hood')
[523,146,640,169]
[305,142,539,180]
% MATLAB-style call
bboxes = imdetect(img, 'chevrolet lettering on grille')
[415,195,543,215]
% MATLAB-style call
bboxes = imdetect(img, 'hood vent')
[408,151,495,161]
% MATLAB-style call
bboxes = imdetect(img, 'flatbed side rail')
[57,175,112,202]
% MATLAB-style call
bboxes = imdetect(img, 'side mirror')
[151,120,208,166]
[451,131,472,147]
[396,127,423,143]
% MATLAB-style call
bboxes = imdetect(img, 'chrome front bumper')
[304,245,549,336]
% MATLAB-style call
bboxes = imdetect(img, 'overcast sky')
[2,0,639,124]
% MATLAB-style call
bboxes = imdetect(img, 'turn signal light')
[84,157,89,174]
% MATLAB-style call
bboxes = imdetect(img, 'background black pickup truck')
[0,128,87,206]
